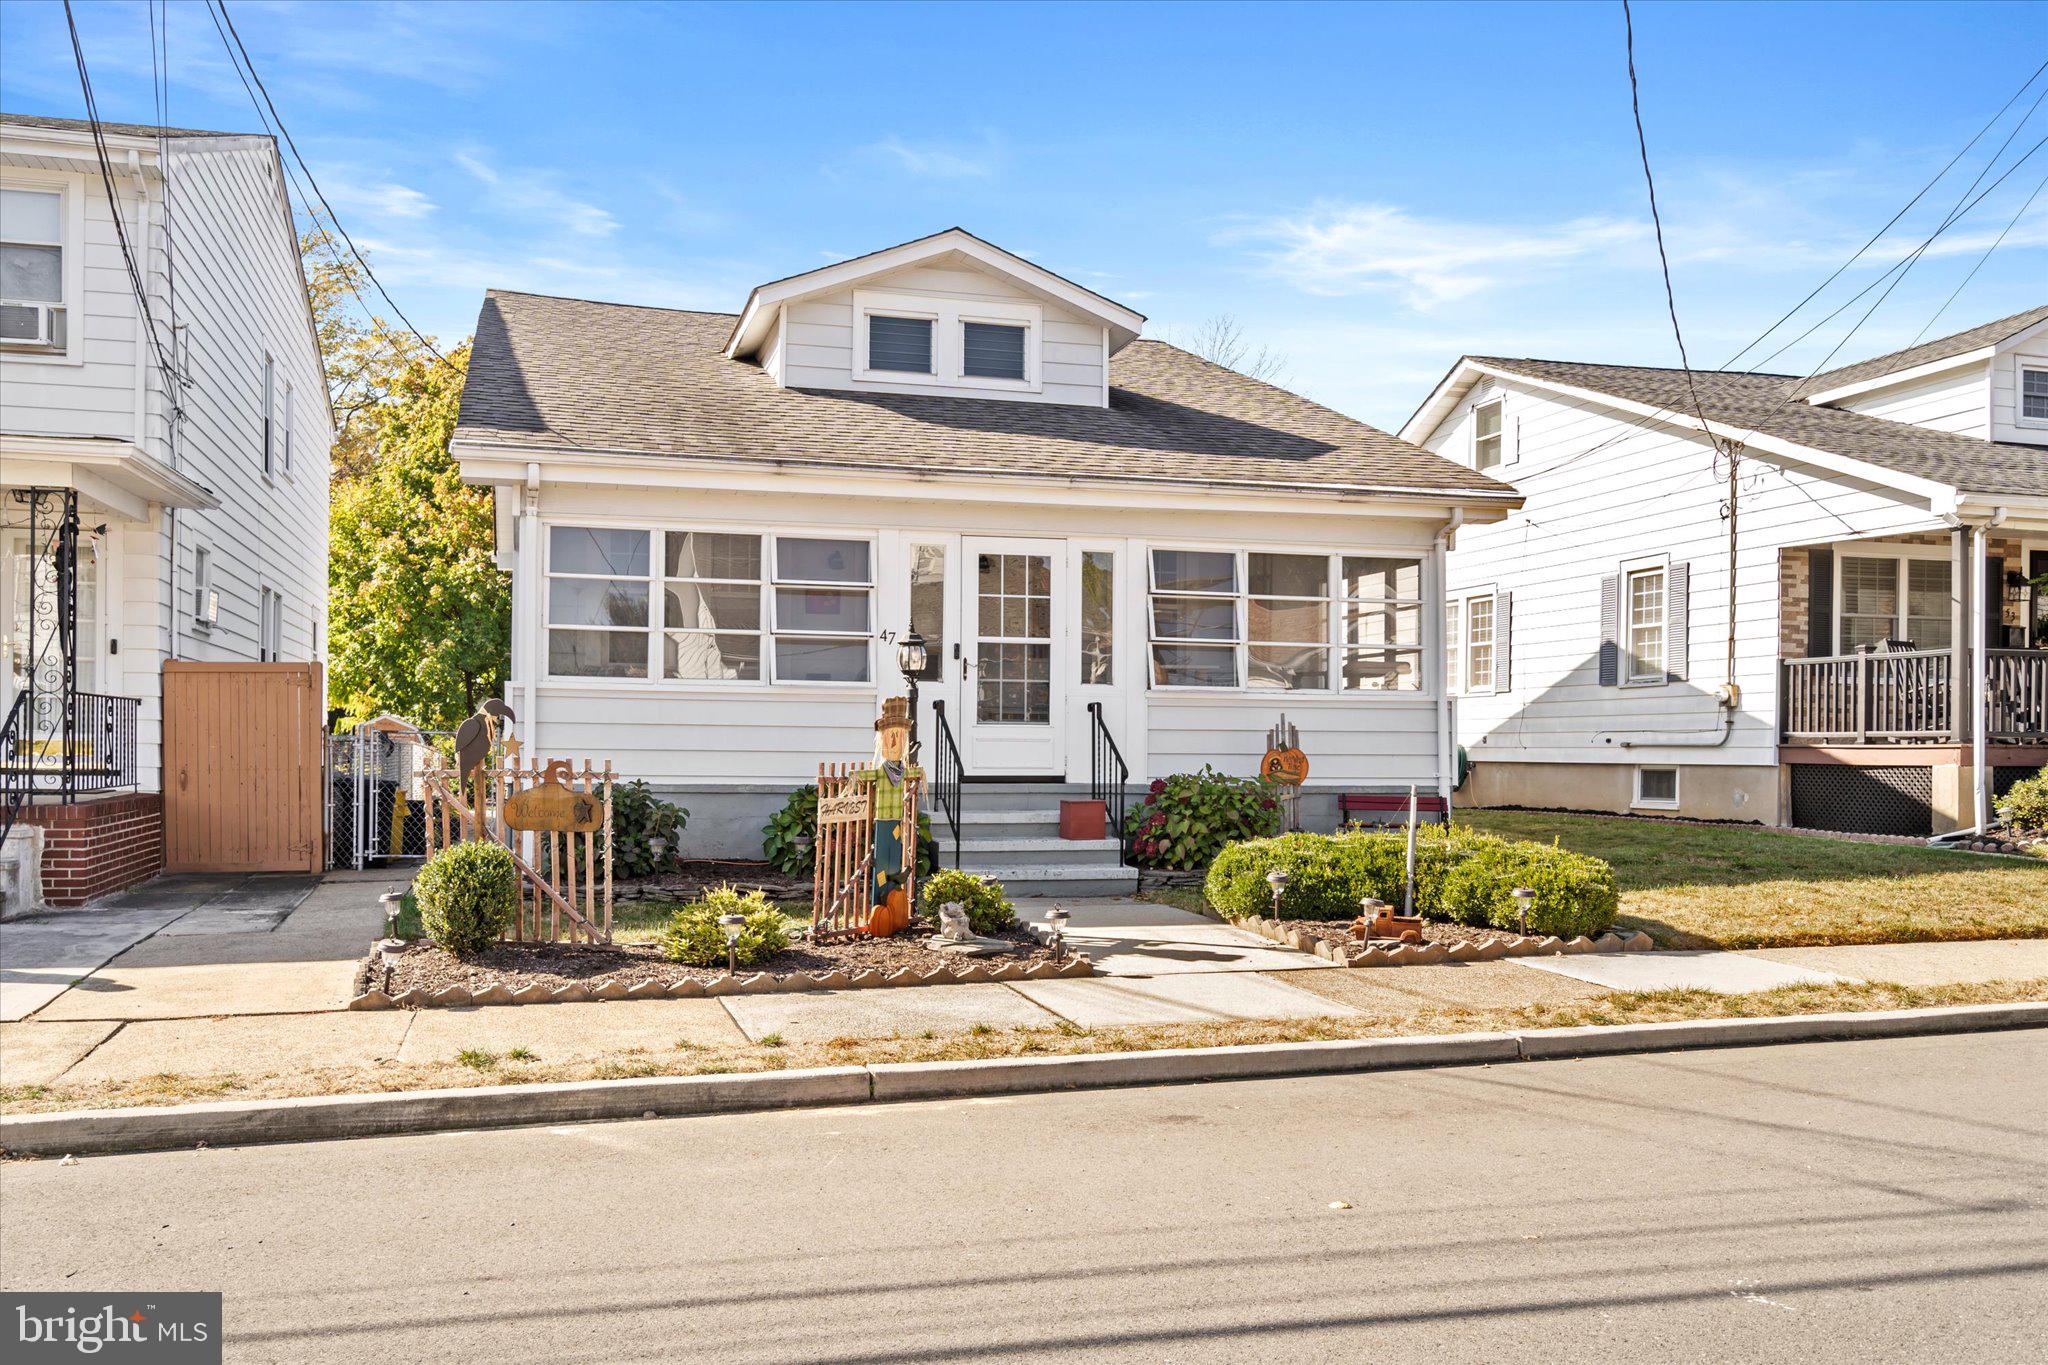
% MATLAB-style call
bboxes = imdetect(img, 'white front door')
[0,527,100,720]
[961,537,1064,774]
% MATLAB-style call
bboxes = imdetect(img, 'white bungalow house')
[2,113,331,905]
[1402,305,2048,838]
[451,229,1519,891]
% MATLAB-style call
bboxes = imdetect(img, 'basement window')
[1633,766,1680,810]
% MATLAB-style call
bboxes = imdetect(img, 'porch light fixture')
[1265,867,1290,921]
[718,912,746,973]
[1511,887,1536,937]
[897,629,928,759]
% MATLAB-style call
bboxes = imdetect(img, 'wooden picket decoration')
[809,760,921,941]
[415,750,615,944]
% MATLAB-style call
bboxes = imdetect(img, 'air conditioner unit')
[0,301,55,347]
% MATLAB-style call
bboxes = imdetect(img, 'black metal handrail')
[0,690,141,814]
[930,700,963,869]
[0,691,28,846]
[1087,701,1132,865]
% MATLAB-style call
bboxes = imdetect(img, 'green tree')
[326,341,510,730]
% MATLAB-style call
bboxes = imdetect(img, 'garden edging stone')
[7,1001,2042,1157]
[1234,917,1653,966]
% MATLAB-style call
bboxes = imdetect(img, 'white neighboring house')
[1402,306,2048,838]
[451,229,1519,890]
[1,113,330,905]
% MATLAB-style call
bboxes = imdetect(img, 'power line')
[59,0,180,393]
[1914,168,2048,344]
[1721,56,2048,371]
[204,0,449,366]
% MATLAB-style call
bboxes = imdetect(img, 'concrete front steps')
[946,790,1138,898]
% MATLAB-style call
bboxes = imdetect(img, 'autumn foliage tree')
[307,233,507,729]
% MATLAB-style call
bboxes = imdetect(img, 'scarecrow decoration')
[812,696,923,939]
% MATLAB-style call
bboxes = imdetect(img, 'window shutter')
[1598,574,1620,686]
[1666,562,1690,682]
[1493,590,1512,693]
[1807,546,1833,658]
[1985,555,2005,649]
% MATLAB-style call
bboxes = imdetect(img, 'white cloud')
[324,174,437,221]
[454,149,617,238]
[857,136,998,180]
[1225,202,1648,309]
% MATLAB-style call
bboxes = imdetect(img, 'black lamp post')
[896,629,928,760]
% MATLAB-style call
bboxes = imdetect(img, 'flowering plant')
[1125,766,1282,870]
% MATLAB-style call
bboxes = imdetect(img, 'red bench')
[1339,793,1449,826]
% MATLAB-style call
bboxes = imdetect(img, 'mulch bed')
[373,916,1061,998]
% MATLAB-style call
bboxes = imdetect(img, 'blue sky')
[3,0,2043,428]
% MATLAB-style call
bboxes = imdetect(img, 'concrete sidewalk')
[4,873,2044,1094]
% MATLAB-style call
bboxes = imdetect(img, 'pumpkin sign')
[502,760,603,833]
[1261,745,1310,786]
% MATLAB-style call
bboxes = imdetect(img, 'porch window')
[1080,549,1114,684]
[1625,567,1666,683]
[1149,548,1424,691]
[1341,556,1423,691]
[906,544,947,682]
[1839,554,1951,653]
[771,537,872,682]
[548,527,651,678]
[0,186,66,350]
[663,531,762,681]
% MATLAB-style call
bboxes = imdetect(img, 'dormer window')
[963,321,1026,381]
[867,313,934,375]
[1473,398,1504,470]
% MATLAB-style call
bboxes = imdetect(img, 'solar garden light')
[718,912,747,973]
[1265,866,1290,922]
[380,890,405,943]
[1045,904,1070,959]
[896,630,928,759]
[1511,887,1536,937]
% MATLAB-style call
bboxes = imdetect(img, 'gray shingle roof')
[1803,304,2048,393]
[1471,355,2048,497]
[2,111,245,140]
[455,291,1518,499]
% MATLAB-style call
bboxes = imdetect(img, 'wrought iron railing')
[0,692,28,845]
[1781,648,2048,743]
[930,700,963,869]
[1087,701,1132,865]
[0,690,141,843]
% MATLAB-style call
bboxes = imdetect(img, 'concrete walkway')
[3,874,2043,1093]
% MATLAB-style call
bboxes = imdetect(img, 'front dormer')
[724,228,1145,408]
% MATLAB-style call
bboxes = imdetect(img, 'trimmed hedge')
[1997,770,2048,832]
[660,885,790,967]
[414,840,518,955]
[1205,826,1618,938]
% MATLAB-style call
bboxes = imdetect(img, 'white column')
[1971,521,1989,828]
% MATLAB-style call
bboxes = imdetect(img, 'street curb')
[4,1002,2043,1157]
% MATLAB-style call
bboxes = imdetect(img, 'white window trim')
[540,519,879,690]
[1443,597,1462,695]
[1831,544,1956,655]
[1145,543,1428,697]
[1632,766,1680,811]
[2014,353,2048,430]
[190,543,216,633]
[1472,397,1506,471]
[1622,561,1669,687]
[0,168,87,365]
[852,288,1042,393]
[1445,588,1497,694]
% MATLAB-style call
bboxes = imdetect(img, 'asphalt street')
[4,1030,2044,1363]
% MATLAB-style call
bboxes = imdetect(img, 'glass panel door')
[961,538,1063,774]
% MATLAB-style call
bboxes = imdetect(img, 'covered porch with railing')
[1781,648,2048,744]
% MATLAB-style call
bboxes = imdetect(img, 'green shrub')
[1126,766,1283,870]
[762,783,935,877]
[1997,771,2048,831]
[1436,841,1620,938]
[919,869,1014,935]
[659,885,790,968]
[610,780,689,877]
[414,840,518,954]
[1204,826,1616,937]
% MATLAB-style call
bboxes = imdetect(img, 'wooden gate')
[162,662,324,873]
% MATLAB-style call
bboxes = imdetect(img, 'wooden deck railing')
[1781,649,2048,743]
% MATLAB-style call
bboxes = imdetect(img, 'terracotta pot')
[1060,799,1107,841]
